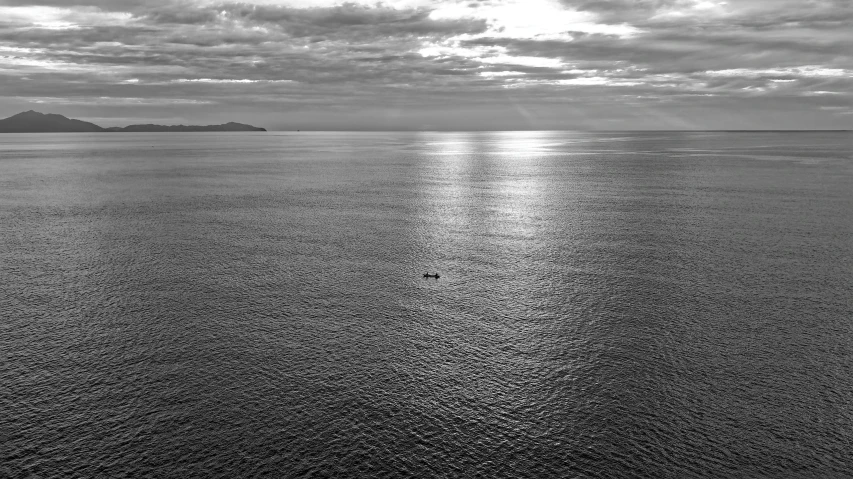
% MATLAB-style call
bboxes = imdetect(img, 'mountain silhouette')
[0,111,266,133]
[0,110,106,133]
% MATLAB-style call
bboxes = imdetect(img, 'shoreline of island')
[0,111,266,133]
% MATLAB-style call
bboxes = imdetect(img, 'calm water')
[1,131,852,478]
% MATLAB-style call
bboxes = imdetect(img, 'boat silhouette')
[423,272,440,279]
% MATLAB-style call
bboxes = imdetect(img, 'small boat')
[423,272,440,279]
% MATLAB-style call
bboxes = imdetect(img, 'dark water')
[1,131,852,478]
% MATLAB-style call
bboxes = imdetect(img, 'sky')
[0,0,851,130]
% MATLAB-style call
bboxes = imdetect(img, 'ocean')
[1,131,852,477]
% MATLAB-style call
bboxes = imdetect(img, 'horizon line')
[3,129,851,133]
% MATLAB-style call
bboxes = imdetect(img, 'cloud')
[479,71,526,77]
[0,0,850,129]
[0,5,134,29]
[25,95,213,105]
[704,67,851,79]
[557,76,642,86]
[139,2,489,38]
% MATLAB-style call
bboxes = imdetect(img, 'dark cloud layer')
[0,0,850,129]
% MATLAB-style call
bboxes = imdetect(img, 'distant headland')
[0,111,266,133]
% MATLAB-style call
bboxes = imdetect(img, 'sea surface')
[1,131,852,478]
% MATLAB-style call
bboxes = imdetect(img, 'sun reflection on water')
[412,132,566,280]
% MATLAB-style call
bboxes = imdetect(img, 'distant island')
[0,111,266,133]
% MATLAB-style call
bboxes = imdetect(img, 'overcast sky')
[0,0,850,130]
